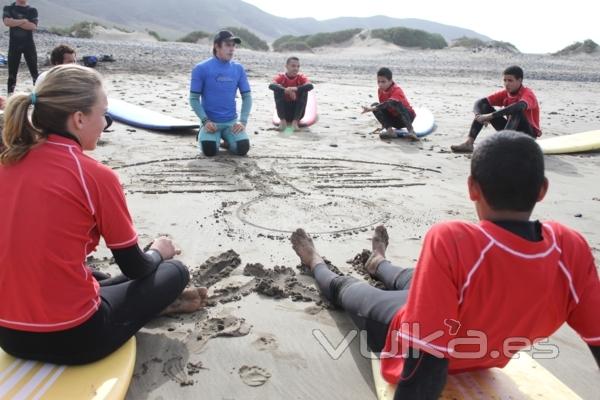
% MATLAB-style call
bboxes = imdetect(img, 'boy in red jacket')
[362,67,417,140]
[451,65,541,153]
[291,130,599,399]
[269,56,314,132]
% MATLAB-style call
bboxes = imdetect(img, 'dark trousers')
[469,99,535,139]
[372,101,415,130]
[270,83,314,123]
[0,260,189,365]
[313,260,413,352]
[7,40,39,94]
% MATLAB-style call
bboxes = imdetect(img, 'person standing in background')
[3,0,39,95]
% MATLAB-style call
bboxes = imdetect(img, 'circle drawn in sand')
[237,194,388,234]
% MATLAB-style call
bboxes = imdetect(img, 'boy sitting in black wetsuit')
[451,65,541,153]
[269,56,314,132]
[291,130,600,399]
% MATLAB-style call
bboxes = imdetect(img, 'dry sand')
[1,33,599,399]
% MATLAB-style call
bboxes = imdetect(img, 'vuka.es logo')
[311,323,560,361]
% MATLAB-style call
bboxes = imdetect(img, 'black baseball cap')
[214,30,241,44]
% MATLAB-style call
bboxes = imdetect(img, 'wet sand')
[1,34,599,399]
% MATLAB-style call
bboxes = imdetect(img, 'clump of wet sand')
[347,249,385,289]
[191,249,241,288]
[243,263,328,305]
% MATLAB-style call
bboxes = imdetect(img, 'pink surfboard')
[272,91,318,128]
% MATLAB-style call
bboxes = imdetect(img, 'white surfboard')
[107,98,199,131]
[395,107,436,138]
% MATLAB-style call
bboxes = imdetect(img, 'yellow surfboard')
[372,352,581,399]
[0,337,136,400]
[538,130,600,155]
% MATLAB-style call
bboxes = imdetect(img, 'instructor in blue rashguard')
[189,30,252,156]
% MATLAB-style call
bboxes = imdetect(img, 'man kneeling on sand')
[190,30,253,157]
[291,130,600,398]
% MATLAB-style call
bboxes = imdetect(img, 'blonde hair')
[1,64,103,165]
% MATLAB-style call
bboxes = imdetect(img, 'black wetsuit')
[0,245,190,365]
[3,2,39,94]
[372,100,415,130]
[269,83,314,123]
[469,98,535,139]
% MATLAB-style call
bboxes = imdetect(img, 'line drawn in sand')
[114,155,436,234]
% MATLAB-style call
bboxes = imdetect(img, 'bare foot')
[379,127,398,140]
[290,228,324,272]
[161,287,208,315]
[407,131,419,141]
[365,225,389,276]
[279,120,288,132]
[291,120,300,131]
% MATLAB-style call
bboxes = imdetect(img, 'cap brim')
[214,36,242,45]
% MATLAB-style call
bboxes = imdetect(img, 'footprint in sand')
[252,333,279,351]
[250,333,308,367]
[238,365,272,387]
[162,356,194,387]
[188,316,252,353]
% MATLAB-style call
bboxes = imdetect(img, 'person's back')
[380,130,600,388]
[0,65,206,366]
[0,134,117,330]
[289,129,600,399]
[382,218,596,378]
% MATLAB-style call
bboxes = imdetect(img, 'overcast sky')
[244,0,598,54]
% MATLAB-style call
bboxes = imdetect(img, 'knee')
[234,139,250,156]
[474,98,492,114]
[160,259,190,289]
[373,109,387,121]
[201,141,218,157]
[298,84,314,94]
[270,85,284,97]
[330,275,360,306]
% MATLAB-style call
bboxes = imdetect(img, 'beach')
[1,32,599,399]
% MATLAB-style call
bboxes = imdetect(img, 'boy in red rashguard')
[451,65,541,153]
[362,67,417,140]
[269,56,314,132]
[291,130,600,399]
